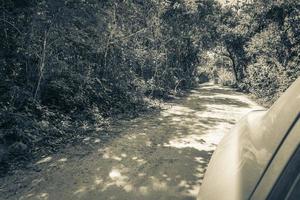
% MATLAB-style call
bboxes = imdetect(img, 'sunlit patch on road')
[3,83,263,200]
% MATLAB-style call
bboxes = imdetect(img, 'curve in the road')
[0,83,264,200]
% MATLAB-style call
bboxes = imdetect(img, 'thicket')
[0,0,220,173]
[212,0,300,104]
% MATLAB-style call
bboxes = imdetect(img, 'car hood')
[198,77,300,200]
[197,110,268,200]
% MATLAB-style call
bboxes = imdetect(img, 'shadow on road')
[0,83,263,200]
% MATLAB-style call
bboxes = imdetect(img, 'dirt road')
[0,83,263,200]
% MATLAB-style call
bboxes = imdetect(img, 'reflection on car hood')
[198,77,300,200]
[198,110,268,200]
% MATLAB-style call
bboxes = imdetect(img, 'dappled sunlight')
[20,193,35,200]
[164,133,217,152]
[161,105,196,117]
[150,176,168,191]
[139,186,149,195]
[83,137,91,142]
[20,192,49,200]
[40,155,68,164]
[74,186,87,195]
[31,178,45,187]
[58,158,68,162]
[101,149,123,161]
[104,168,133,192]
[36,193,49,200]
[94,138,101,143]
[13,84,262,200]
[36,156,52,165]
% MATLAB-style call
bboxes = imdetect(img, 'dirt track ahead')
[0,83,263,200]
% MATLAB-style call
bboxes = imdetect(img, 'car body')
[198,77,300,200]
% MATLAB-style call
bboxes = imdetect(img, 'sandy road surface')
[0,83,263,200]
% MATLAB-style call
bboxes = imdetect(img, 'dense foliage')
[0,0,220,172]
[213,0,300,104]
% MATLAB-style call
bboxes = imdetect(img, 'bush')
[218,68,236,86]
[244,21,300,102]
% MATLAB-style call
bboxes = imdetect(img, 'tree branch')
[0,18,22,35]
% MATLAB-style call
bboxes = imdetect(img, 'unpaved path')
[0,83,263,200]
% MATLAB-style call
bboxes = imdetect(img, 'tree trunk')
[226,48,239,82]
[34,31,47,101]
